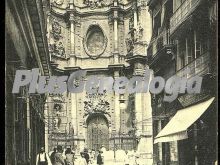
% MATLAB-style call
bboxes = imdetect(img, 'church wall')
[46,1,154,164]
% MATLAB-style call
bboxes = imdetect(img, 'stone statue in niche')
[129,17,134,30]
[135,23,144,41]
[83,0,106,9]
[68,122,74,135]
[125,36,134,53]
[53,103,63,132]
[53,114,62,131]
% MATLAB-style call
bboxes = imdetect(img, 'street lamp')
[119,94,126,109]
[112,129,116,161]
[119,94,126,150]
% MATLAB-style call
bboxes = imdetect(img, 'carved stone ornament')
[52,21,62,40]
[50,93,65,103]
[84,90,110,117]
[49,41,66,58]
[53,0,64,5]
[125,34,134,53]
[83,25,107,59]
[83,0,107,9]
[137,0,147,7]
[30,95,44,113]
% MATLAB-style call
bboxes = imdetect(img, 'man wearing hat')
[36,147,52,165]
[97,150,104,165]
[83,148,90,164]
[54,145,65,165]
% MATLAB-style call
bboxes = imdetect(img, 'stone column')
[26,96,31,158]
[114,70,120,134]
[138,1,152,44]
[134,63,153,165]
[114,20,118,50]
[69,1,76,66]
[47,12,51,61]
[71,93,77,137]
[133,7,138,30]
[44,97,49,153]
[133,1,150,56]
[133,62,145,135]
[113,0,119,64]
[133,2,141,56]
[70,15,75,54]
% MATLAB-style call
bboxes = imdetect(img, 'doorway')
[87,114,109,151]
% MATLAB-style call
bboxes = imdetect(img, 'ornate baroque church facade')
[44,0,153,163]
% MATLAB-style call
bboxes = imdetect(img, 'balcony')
[148,29,169,57]
[170,0,204,34]
[147,29,175,69]
[176,51,210,78]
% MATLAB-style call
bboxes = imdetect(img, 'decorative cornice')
[66,2,133,17]
[125,55,147,64]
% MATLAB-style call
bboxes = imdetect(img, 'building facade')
[147,0,218,164]
[5,0,51,164]
[44,0,154,163]
[6,0,218,164]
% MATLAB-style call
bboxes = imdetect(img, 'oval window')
[84,25,107,59]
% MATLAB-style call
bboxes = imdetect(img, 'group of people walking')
[36,146,104,165]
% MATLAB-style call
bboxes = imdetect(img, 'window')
[186,33,195,64]
[194,31,201,58]
[153,12,161,38]
[178,39,186,69]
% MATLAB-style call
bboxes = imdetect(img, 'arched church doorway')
[87,114,109,151]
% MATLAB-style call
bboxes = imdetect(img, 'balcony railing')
[176,51,210,78]
[149,29,170,57]
[170,0,203,34]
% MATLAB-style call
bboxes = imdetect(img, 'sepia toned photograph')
[5,0,218,165]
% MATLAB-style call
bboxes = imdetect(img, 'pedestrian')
[124,151,129,165]
[88,149,94,164]
[50,148,57,165]
[97,150,104,165]
[84,148,90,164]
[54,145,65,165]
[65,148,75,165]
[78,152,87,165]
[36,147,52,165]
[134,154,140,165]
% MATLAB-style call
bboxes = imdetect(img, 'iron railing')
[176,51,210,78]
[148,29,170,58]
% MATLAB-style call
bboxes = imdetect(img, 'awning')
[154,97,215,144]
